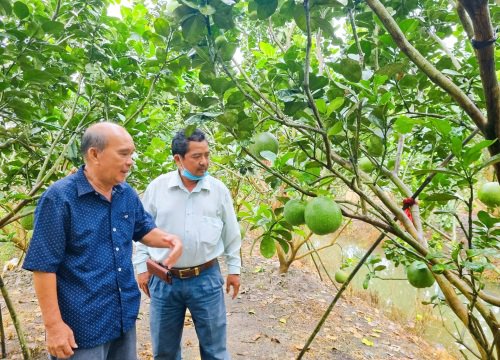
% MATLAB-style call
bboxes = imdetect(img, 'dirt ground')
[0,248,457,360]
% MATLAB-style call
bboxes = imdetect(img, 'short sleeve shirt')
[23,166,156,348]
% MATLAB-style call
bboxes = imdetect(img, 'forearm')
[141,228,170,247]
[33,272,63,327]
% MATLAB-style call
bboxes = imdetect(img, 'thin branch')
[366,0,488,132]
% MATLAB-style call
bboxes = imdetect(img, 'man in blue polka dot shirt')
[23,122,183,360]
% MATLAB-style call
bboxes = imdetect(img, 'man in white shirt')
[133,128,241,360]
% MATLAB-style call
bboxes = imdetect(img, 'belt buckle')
[178,268,190,279]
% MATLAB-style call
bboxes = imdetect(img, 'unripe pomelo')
[214,35,228,48]
[252,132,279,159]
[304,197,343,235]
[406,261,435,288]
[367,135,384,157]
[477,182,500,207]
[19,206,36,230]
[334,270,348,283]
[359,157,374,172]
[283,199,306,225]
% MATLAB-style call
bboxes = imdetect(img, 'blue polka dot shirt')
[23,166,156,348]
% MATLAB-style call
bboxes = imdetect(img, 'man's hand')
[141,229,183,268]
[46,321,77,359]
[226,274,240,299]
[160,233,182,269]
[137,271,152,297]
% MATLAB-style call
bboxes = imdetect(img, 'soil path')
[2,249,456,360]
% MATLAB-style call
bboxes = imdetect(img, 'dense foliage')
[0,0,499,358]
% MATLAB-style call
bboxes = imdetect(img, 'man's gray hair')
[80,126,108,158]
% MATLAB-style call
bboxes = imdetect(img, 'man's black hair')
[171,128,207,157]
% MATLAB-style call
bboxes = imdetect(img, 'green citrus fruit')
[477,182,500,207]
[215,35,228,48]
[283,199,307,225]
[304,197,343,235]
[19,206,36,230]
[334,270,348,283]
[251,132,279,159]
[367,135,384,157]
[359,157,374,172]
[407,261,435,288]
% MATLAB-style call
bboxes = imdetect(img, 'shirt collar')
[169,170,211,192]
[76,165,125,197]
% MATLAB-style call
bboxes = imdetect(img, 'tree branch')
[365,0,488,132]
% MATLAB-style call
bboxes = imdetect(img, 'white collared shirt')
[133,170,241,274]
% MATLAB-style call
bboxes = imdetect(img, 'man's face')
[176,140,210,177]
[96,130,135,185]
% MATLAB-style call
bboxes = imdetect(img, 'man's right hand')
[138,271,152,297]
[46,321,77,359]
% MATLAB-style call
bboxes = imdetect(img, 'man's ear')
[86,147,99,164]
[173,154,181,166]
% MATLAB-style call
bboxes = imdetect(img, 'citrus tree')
[159,0,500,358]
[1,0,499,359]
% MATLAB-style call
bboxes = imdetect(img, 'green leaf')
[276,238,290,253]
[431,119,452,136]
[309,74,329,91]
[13,1,29,19]
[154,18,170,37]
[41,21,64,35]
[315,99,326,113]
[450,136,462,157]
[185,92,203,106]
[376,62,405,78]
[362,274,370,289]
[478,153,500,172]
[413,168,459,176]
[423,193,458,201]
[23,69,54,83]
[216,111,238,127]
[399,18,420,35]
[210,78,233,95]
[477,211,497,228]
[393,116,416,134]
[326,97,344,116]
[330,58,361,82]
[259,42,276,57]
[213,6,234,29]
[181,13,206,43]
[0,0,12,15]
[327,121,343,136]
[255,0,278,20]
[260,235,276,258]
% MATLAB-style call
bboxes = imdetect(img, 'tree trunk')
[0,275,31,360]
[459,0,500,181]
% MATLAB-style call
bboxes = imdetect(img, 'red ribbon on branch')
[402,198,416,223]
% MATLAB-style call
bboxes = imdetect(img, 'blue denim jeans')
[49,326,136,360]
[149,262,228,360]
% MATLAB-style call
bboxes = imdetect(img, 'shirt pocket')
[198,216,223,249]
[117,211,135,243]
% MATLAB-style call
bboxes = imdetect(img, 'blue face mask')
[179,159,209,181]
[181,168,209,181]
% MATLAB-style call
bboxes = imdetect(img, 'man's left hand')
[226,274,240,299]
